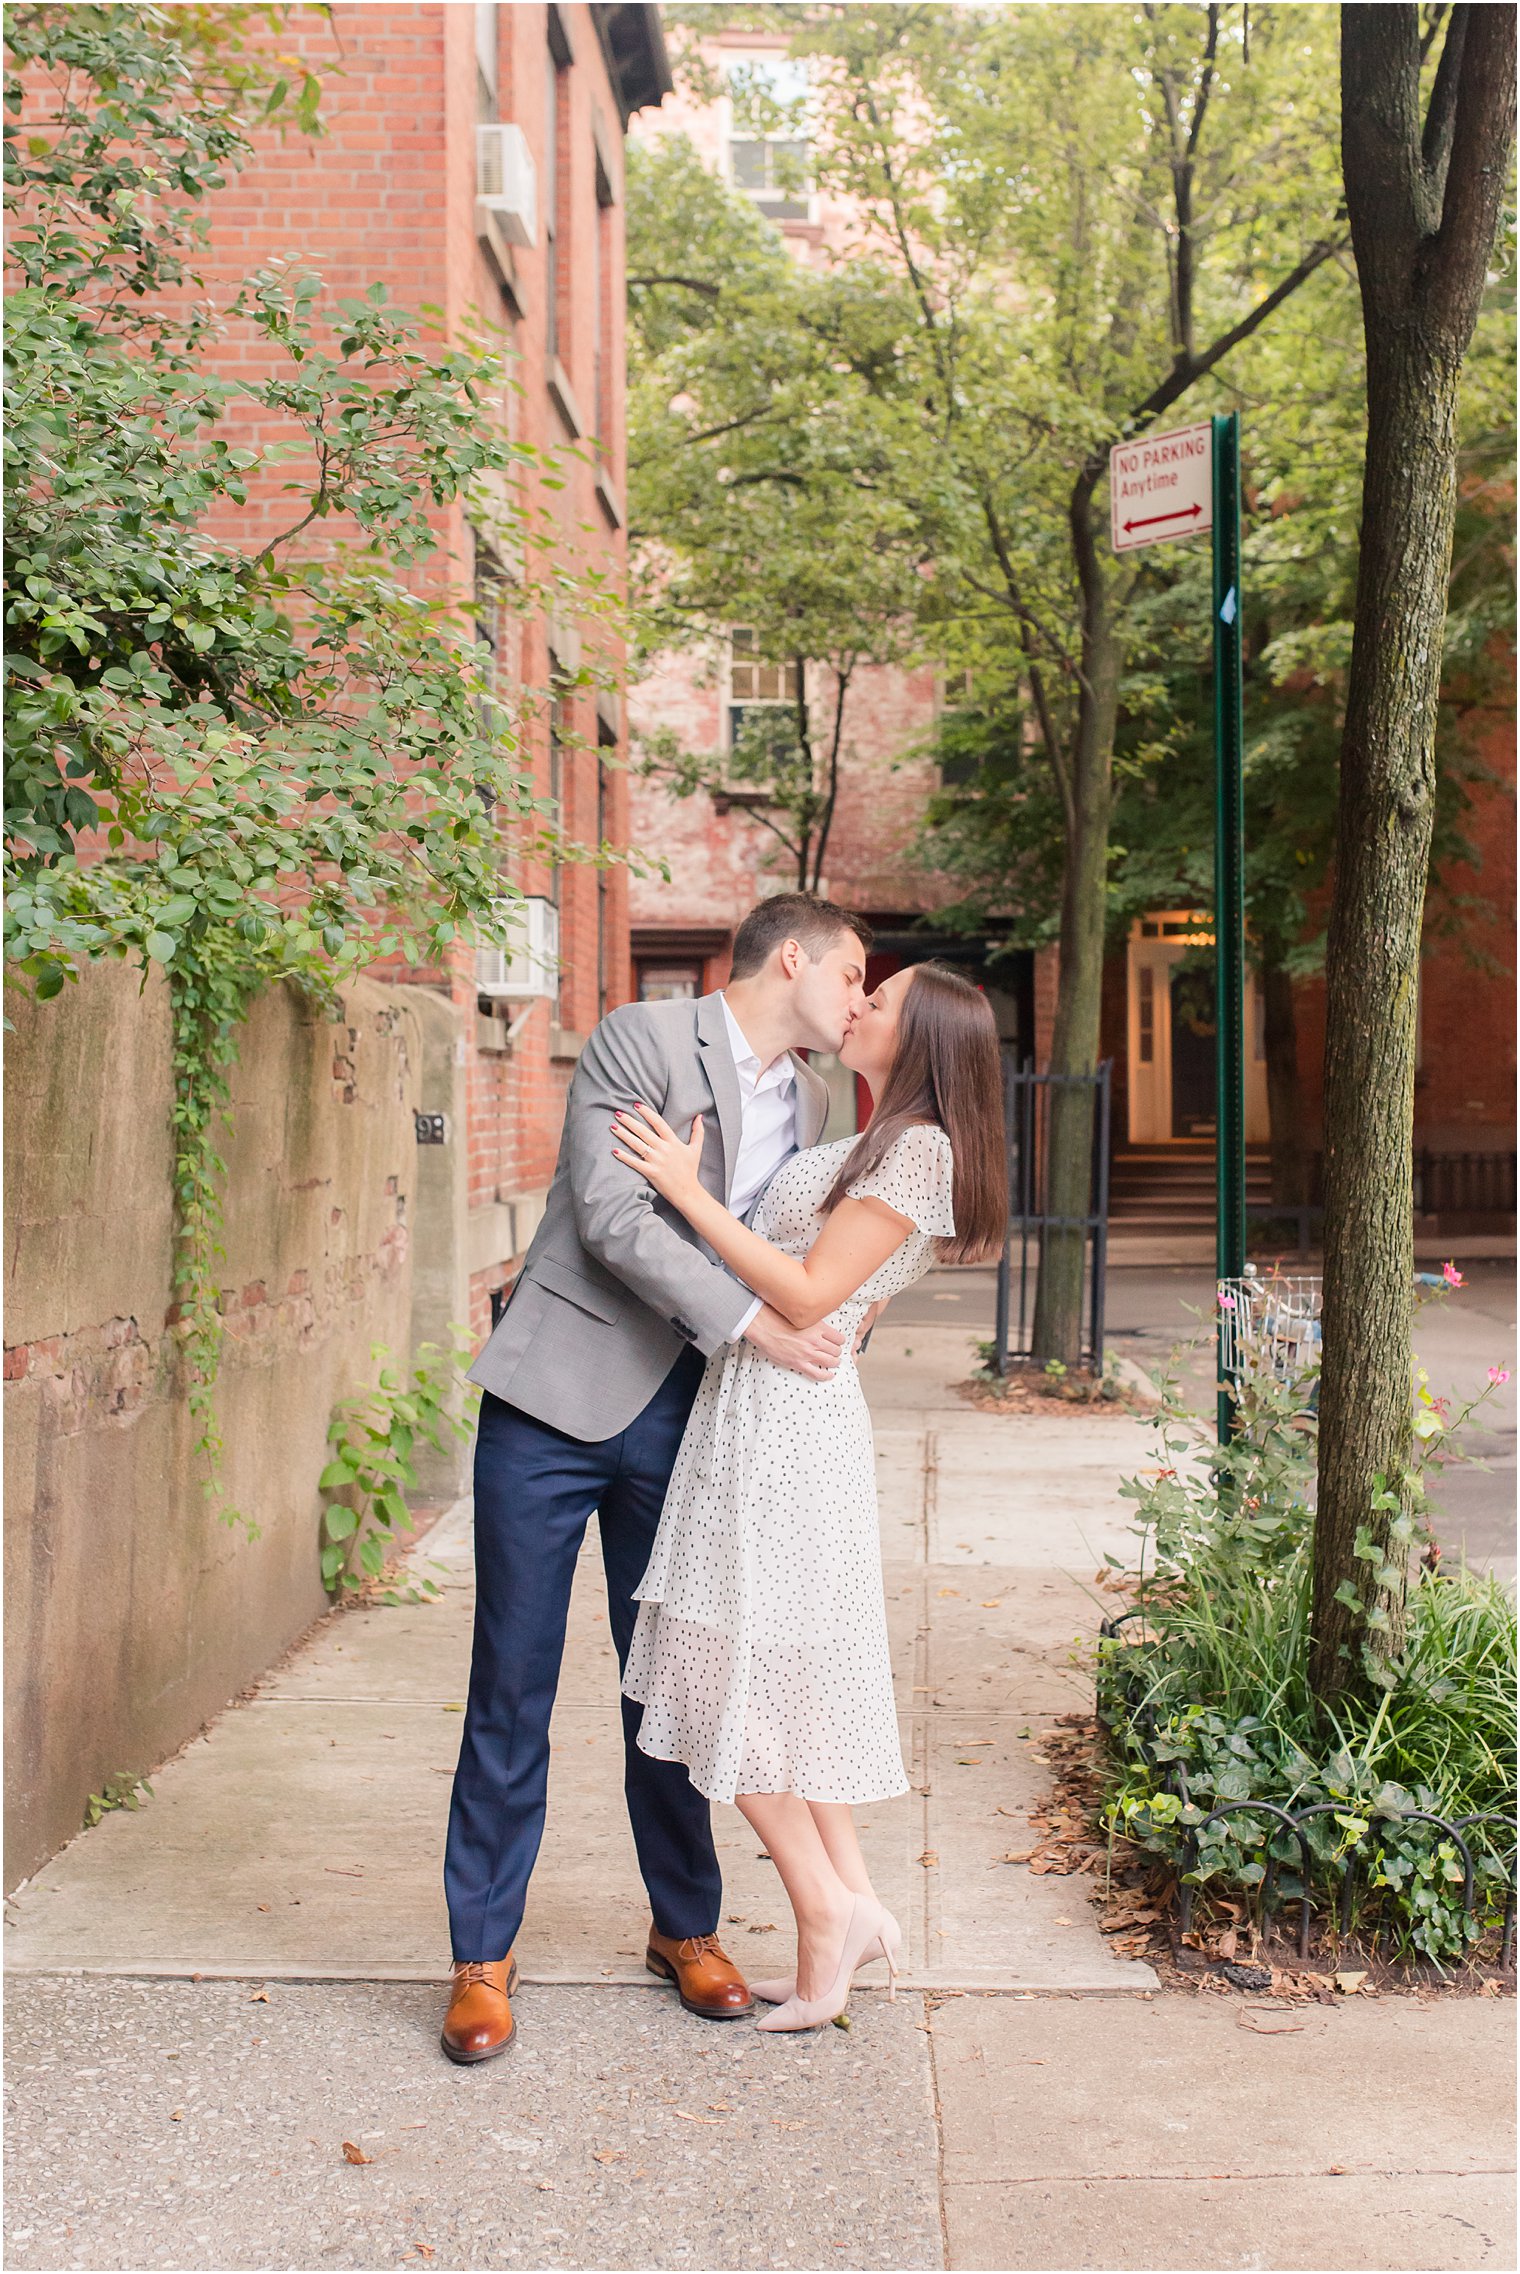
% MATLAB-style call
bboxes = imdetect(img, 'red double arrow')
[1122,502,1204,533]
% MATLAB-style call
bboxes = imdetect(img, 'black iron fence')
[1246,1147,1515,1255]
[991,1059,1112,1375]
[1413,1149,1517,1220]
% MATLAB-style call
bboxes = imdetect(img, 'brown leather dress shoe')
[645,1930,755,2019]
[440,1956,520,2064]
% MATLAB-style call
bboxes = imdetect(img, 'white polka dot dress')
[623,1124,957,1807]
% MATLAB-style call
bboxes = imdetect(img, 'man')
[441,893,872,2061]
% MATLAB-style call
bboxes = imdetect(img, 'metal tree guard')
[992,1059,1112,1375]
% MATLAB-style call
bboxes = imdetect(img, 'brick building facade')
[196,2,671,1335]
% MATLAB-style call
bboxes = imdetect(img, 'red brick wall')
[66,5,646,1346]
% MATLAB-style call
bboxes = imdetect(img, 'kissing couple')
[441,893,1006,2060]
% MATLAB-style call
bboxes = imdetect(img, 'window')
[546,694,565,1009]
[728,628,799,751]
[544,37,565,364]
[726,52,811,222]
[638,962,703,1002]
[1137,964,1155,1065]
[475,2,498,120]
[596,721,615,1018]
[472,559,511,815]
[592,139,614,452]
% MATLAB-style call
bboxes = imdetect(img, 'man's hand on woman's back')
[743,1306,846,1381]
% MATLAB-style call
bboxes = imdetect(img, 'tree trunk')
[1309,3,1514,1709]
[1260,953,1305,1208]
[1032,478,1118,1367]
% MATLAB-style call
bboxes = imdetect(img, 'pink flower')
[1488,1367,1511,1386]
[1218,1291,1237,1311]
[1442,1260,1464,1288]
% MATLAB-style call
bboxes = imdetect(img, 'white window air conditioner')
[475,124,537,249]
[476,895,559,1000]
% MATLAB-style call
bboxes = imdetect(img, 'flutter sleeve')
[846,1122,957,1238]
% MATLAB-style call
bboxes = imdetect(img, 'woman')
[611,961,1006,2032]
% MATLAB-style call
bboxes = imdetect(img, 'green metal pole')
[1212,411,1246,1442]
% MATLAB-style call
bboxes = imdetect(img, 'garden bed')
[1031,1714,1514,1998]
[1069,1360,1517,1980]
[955,1351,1152,1416]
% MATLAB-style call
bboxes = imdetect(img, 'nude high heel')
[752,1906,904,2006]
[755,1898,892,2033]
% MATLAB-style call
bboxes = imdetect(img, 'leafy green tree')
[923,277,1511,1214]
[647,4,1347,1359]
[1310,1,1515,1708]
[801,0,1351,1361]
[4,5,591,1513]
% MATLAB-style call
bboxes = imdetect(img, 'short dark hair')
[727,893,873,981]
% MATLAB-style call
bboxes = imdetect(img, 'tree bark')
[1032,474,1118,1366]
[1309,3,1514,1708]
[1260,953,1305,1209]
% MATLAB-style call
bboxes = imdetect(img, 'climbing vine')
[319,1336,477,1602]
[4,7,619,1519]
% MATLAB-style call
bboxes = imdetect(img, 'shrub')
[1096,1361,1516,1964]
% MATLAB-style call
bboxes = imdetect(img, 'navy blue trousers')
[444,1348,719,1962]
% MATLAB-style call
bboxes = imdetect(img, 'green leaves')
[4,5,622,1520]
[317,1336,477,1603]
[1097,1359,1515,1962]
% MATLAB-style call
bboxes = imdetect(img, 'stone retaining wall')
[3,960,451,1882]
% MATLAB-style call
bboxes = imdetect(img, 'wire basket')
[1218,1269,1322,1384]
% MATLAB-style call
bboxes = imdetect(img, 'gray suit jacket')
[466,990,831,1440]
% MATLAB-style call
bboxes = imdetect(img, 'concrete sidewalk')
[5,1323,1514,2271]
[3,1323,1155,1996]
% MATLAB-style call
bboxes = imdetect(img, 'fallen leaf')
[747,1922,778,1933]
[707,2101,732,2112]
[919,1851,939,1868]
[1002,1850,1036,1864]
[1053,1916,1073,1927]
[956,1758,985,1767]
[980,1600,1002,1608]
[400,2121,428,2131]
[249,1989,270,2002]
[324,1866,364,1878]
[671,2110,720,2125]
[443,1703,464,1713]
[169,2108,184,2121]
[341,2142,372,2165]
[413,2249,436,2260]
[255,1904,271,1914]
[1333,1970,1368,1995]
[592,2148,627,2163]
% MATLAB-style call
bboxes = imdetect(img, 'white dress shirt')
[719,993,802,1339]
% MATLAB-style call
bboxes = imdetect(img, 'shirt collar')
[719,993,796,1093]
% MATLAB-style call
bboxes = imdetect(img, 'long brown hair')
[824,962,1007,1265]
